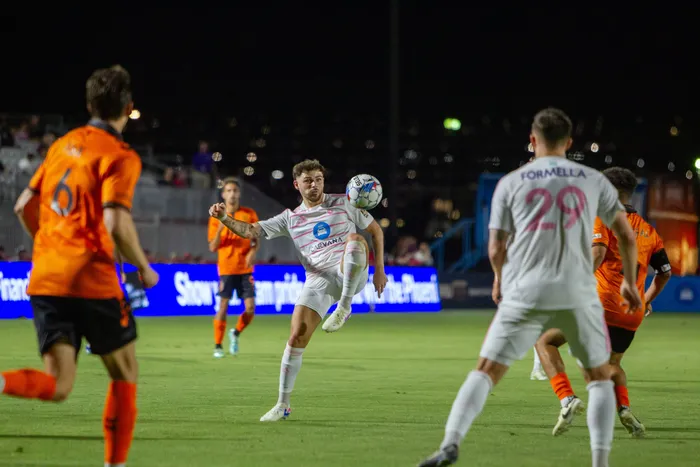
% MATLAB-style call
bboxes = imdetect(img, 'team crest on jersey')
[313,222,331,240]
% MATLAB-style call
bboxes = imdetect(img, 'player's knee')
[475,357,508,385]
[584,364,610,382]
[245,304,255,315]
[52,381,74,402]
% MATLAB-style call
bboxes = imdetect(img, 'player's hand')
[645,302,653,317]
[120,272,127,284]
[209,203,227,221]
[492,279,502,305]
[139,266,159,289]
[620,281,643,313]
[373,269,387,298]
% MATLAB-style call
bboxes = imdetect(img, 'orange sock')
[615,385,630,409]
[103,381,137,466]
[213,319,226,345]
[1,369,56,401]
[235,312,254,334]
[550,372,575,400]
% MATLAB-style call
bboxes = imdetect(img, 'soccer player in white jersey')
[419,108,643,467]
[208,159,388,422]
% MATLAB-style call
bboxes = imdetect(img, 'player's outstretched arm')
[13,188,40,238]
[209,203,262,239]
[644,246,672,315]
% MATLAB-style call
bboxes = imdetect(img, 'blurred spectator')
[0,118,13,146]
[13,246,31,261]
[37,131,57,158]
[191,140,214,189]
[414,242,434,266]
[28,115,44,139]
[13,122,30,143]
[17,153,41,175]
[0,246,6,260]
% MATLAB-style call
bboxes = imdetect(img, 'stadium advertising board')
[437,271,700,313]
[0,262,441,319]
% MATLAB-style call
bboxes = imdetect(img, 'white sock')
[441,371,493,450]
[532,347,542,371]
[561,395,575,408]
[338,240,367,309]
[105,463,126,467]
[278,344,305,406]
[586,380,615,467]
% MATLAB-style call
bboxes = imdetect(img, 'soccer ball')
[346,174,383,210]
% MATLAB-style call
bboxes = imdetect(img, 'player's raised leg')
[100,342,138,467]
[229,278,256,356]
[419,306,545,466]
[260,305,321,421]
[322,233,369,333]
[535,328,585,436]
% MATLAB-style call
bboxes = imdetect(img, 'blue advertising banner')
[438,270,700,313]
[0,263,442,319]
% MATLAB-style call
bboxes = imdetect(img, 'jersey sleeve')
[100,152,142,210]
[488,177,513,232]
[258,210,290,239]
[28,163,46,193]
[649,231,672,274]
[249,209,259,224]
[596,177,624,227]
[344,198,374,230]
[207,217,219,243]
[592,217,610,247]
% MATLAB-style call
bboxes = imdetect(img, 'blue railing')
[430,218,485,272]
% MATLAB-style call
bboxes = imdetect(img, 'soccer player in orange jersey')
[207,177,259,358]
[535,167,672,438]
[1,65,158,467]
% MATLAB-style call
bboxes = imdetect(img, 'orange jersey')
[26,121,141,299]
[593,206,669,331]
[207,207,259,275]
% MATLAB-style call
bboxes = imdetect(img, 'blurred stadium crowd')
[1,110,698,269]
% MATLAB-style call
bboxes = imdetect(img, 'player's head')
[602,167,637,204]
[530,108,573,157]
[85,65,133,130]
[292,159,326,204]
[220,177,242,206]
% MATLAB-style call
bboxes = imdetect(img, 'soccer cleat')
[552,396,585,436]
[229,329,239,356]
[418,444,459,467]
[619,408,646,438]
[322,305,352,333]
[260,403,291,422]
[213,347,225,359]
[530,368,548,381]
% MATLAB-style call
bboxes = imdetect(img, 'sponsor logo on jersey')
[309,236,343,254]
[593,233,602,239]
[312,221,331,240]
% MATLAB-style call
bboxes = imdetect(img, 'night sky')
[3,5,697,118]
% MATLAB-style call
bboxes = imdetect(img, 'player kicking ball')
[419,108,642,467]
[208,159,387,422]
[535,166,672,438]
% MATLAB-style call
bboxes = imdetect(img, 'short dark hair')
[86,65,132,121]
[602,167,637,197]
[531,108,572,146]
[292,159,326,179]
[221,176,241,190]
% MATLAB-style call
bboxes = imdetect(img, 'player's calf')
[101,342,138,467]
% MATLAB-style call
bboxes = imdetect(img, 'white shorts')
[295,266,369,317]
[480,303,610,369]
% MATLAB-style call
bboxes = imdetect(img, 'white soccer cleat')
[552,397,585,436]
[260,403,291,422]
[229,329,239,356]
[213,347,225,359]
[322,305,352,333]
[619,408,646,438]
[530,369,548,381]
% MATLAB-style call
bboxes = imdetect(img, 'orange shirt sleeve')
[100,151,141,210]
[592,217,610,247]
[207,217,220,243]
[28,163,46,193]
[249,209,259,224]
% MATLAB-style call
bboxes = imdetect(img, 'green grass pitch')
[0,311,698,466]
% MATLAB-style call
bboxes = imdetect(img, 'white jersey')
[258,193,374,280]
[489,156,623,310]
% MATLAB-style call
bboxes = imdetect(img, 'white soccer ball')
[346,174,383,210]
